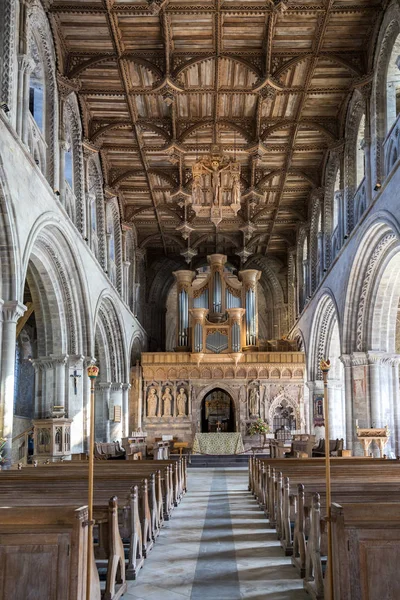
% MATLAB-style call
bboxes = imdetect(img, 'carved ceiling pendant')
[191,144,241,227]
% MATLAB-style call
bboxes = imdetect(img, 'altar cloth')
[192,432,244,455]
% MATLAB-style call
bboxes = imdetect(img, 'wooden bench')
[249,457,400,599]
[331,501,400,600]
[0,504,102,600]
[94,442,126,460]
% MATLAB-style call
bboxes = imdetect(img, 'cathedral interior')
[2,0,400,598]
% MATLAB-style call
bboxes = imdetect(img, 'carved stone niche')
[32,418,73,462]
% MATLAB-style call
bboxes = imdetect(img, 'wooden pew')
[0,504,101,600]
[1,458,187,579]
[331,502,400,600]
[249,458,400,600]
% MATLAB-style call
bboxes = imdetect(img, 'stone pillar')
[0,301,26,465]
[391,357,400,456]
[16,54,35,141]
[50,354,68,408]
[82,357,96,452]
[339,354,353,450]
[59,137,68,205]
[123,261,131,306]
[306,380,324,440]
[67,355,85,453]
[121,382,131,437]
[110,382,123,440]
[96,382,111,441]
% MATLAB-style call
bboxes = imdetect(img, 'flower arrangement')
[248,418,270,436]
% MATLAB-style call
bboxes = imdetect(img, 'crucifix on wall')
[70,369,81,395]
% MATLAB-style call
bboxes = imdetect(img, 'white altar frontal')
[130,254,306,450]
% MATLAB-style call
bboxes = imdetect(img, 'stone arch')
[87,156,107,269]
[94,292,127,384]
[0,159,20,300]
[343,216,400,354]
[268,394,300,434]
[62,93,85,234]
[195,381,239,430]
[0,0,17,112]
[344,90,367,232]
[27,0,59,187]
[323,151,342,267]
[371,1,400,186]
[22,219,91,357]
[309,191,323,293]
[105,199,123,294]
[308,291,345,441]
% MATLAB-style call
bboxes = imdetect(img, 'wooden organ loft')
[174,254,261,356]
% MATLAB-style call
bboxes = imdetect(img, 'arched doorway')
[201,389,235,433]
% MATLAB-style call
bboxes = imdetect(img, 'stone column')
[17,54,34,141]
[123,261,131,306]
[0,301,26,465]
[50,354,69,408]
[110,382,123,440]
[96,382,111,441]
[306,380,324,440]
[391,357,400,456]
[367,352,385,428]
[82,357,96,452]
[59,137,68,206]
[67,355,85,453]
[121,383,131,437]
[339,354,353,450]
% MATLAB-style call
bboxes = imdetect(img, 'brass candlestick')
[86,365,99,600]
[320,358,333,600]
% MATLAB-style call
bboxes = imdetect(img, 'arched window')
[300,235,309,310]
[356,114,366,188]
[106,205,117,286]
[87,159,106,268]
[386,36,400,133]
[27,36,47,175]
[316,211,323,284]
[332,169,340,232]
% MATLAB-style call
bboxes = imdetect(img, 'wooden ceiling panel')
[117,16,163,51]
[51,0,384,259]
[222,15,267,51]
[170,15,214,51]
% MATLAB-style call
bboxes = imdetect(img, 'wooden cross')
[70,369,81,395]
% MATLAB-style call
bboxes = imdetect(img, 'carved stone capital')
[18,54,36,74]
[0,301,26,324]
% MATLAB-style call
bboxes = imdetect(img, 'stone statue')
[177,387,187,417]
[162,386,173,417]
[147,387,158,417]
[249,388,260,417]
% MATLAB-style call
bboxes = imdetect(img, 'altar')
[193,432,244,455]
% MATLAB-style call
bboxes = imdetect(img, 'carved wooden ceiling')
[50,0,383,263]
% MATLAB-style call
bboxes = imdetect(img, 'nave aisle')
[126,468,307,600]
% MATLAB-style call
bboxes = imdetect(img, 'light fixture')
[374,182,382,191]
[53,189,60,196]
[0,102,10,113]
